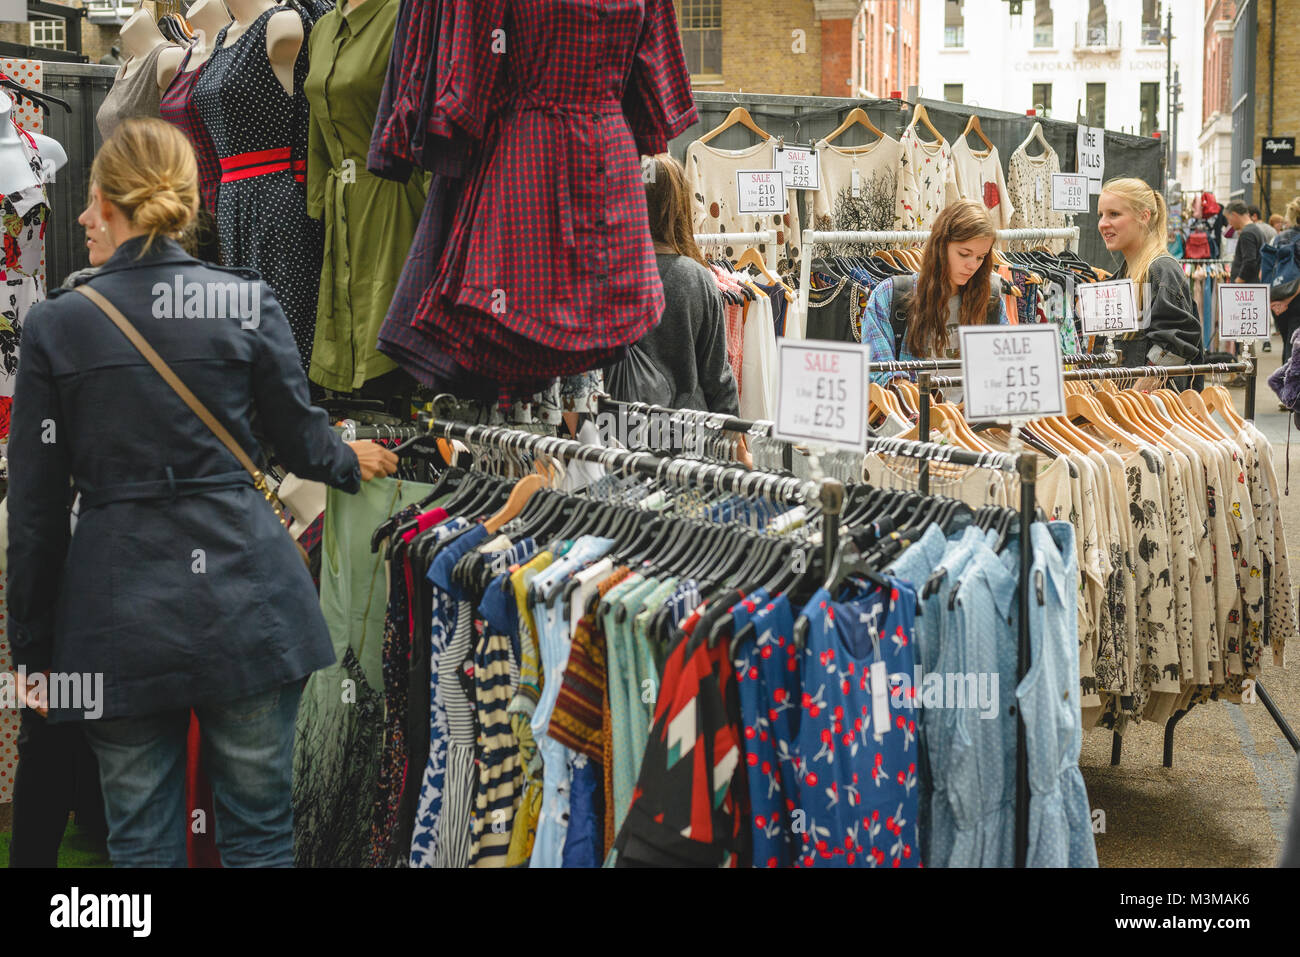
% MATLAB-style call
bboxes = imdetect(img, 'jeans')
[82,682,302,867]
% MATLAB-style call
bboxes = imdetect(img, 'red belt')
[220,148,306,184]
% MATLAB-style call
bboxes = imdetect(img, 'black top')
[1115,254,1203,366]
[1231,222,1274,283]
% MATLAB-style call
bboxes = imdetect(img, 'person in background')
[1270,213,1286,233]
[631,153,739,418]
[1271,198,1300,375]
[1229,199,1274,283]
[863,200,1007,388]
[6,118,398,867]
[1248,204,1278,243]
[1098,178,1203,378]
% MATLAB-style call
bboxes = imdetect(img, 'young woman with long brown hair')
[618,152,738,415]
[863,199,1008,385]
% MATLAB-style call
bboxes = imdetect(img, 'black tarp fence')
[671,92,1166,269]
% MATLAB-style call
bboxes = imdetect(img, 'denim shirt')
[1019,522,1099,867]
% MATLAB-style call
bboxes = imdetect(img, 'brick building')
[674,0,919,98]
[0,1,128,63]
[1198,1,1235,200]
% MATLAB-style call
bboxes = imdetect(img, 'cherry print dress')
[732,592,802,868]
[794,578,921,868]
[192,8,324,369]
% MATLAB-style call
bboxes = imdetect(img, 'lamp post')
[1163,6,1174,182]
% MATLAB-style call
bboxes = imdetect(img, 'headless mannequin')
[222,0,303,97]
[0,98,40,196]
[0,98,67,186]
[118,9,185,93]
[183,0,232,72]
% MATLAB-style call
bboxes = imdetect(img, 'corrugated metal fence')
[42,62,116,289]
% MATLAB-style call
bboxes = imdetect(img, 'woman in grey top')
[619,153,739,417]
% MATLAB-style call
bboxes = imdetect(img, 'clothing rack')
[913,357,1299,764]
[872,352,1116,374]
[694,230,779,247]
[585,395,1039,867]
[796,226,1082,327]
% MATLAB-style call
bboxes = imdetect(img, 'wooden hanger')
[1017,121,1049,158]
[1096,391,1164,445]
[1153,389,1222,441]
[822,107,886,147]
[698,106,770,146]
[1066,392,1142,452]
[870,382,903,420]
[484,473,543,535]
[1199,384,1246,431]
[907,104,944,145]
[961,114,995,154]
[894,378,920,415]
[1175,388,1230,439]
[734,246,779,284]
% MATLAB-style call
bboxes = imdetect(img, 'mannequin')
[183,0,232,72]
[118,9,184,92]
[0,99,39,197]
[223,0,303,96]
[0,98,67,187]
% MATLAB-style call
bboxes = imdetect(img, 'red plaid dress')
[390,0,696,396]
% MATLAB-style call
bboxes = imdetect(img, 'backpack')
[1200,192,1221,217]
[1184,230,1212,260]
[888,274,1004,357]
[1261,228,1300,301]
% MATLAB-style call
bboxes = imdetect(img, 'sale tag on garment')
[851,167,861,198]
[774,145,821,190]
[736,169,787,214]
[1218,283,1271,339]
[773,339,870,452]
[870,661,890,739]
[1051,173,1090,212]
[1077,278,1139,335]
[958,325,1066,423]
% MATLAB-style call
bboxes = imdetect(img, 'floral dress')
[0,127,49,440]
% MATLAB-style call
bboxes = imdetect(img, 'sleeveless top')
[159,46,222,214]
[96,42,180,141]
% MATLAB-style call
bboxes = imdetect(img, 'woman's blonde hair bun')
[92,117,200,252]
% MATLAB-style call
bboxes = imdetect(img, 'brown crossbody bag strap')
[74,285,311,567]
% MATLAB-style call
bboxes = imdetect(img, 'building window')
[1033,0,1053,47]
[1141,0,1161,45]
[1032,82,1052,117]
[29,18,66,50]
[1086,0,1106,45]
[944,83,964,103]
[944,0,964,47]
[1139,82,1159,137]
[679,0,722,78]
[1086,82,1106,128]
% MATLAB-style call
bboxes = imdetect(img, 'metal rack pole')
[917,372,931,494]
[1014,452,1036,868]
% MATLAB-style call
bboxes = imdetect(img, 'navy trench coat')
[6,236,359,721]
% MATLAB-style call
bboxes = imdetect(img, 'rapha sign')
[1261,137,1300,166]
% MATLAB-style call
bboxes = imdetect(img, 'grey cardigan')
[633,253,739,416]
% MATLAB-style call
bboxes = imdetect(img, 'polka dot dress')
[192,8,323,369]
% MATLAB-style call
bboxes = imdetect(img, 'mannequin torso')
[223,0,303,96]
[119,10,184,93]
[183,0,233,72]
[0,99,39,196]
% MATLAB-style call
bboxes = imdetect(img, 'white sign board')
[958,326,1066,423]
[1217,283,1271,339]
[736,169,787,214]
[1077,278,1139,335]
[773,339,870,452]
[1051,173,1090,213]
[773,146,821,191]
[1076,125,1105,196]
